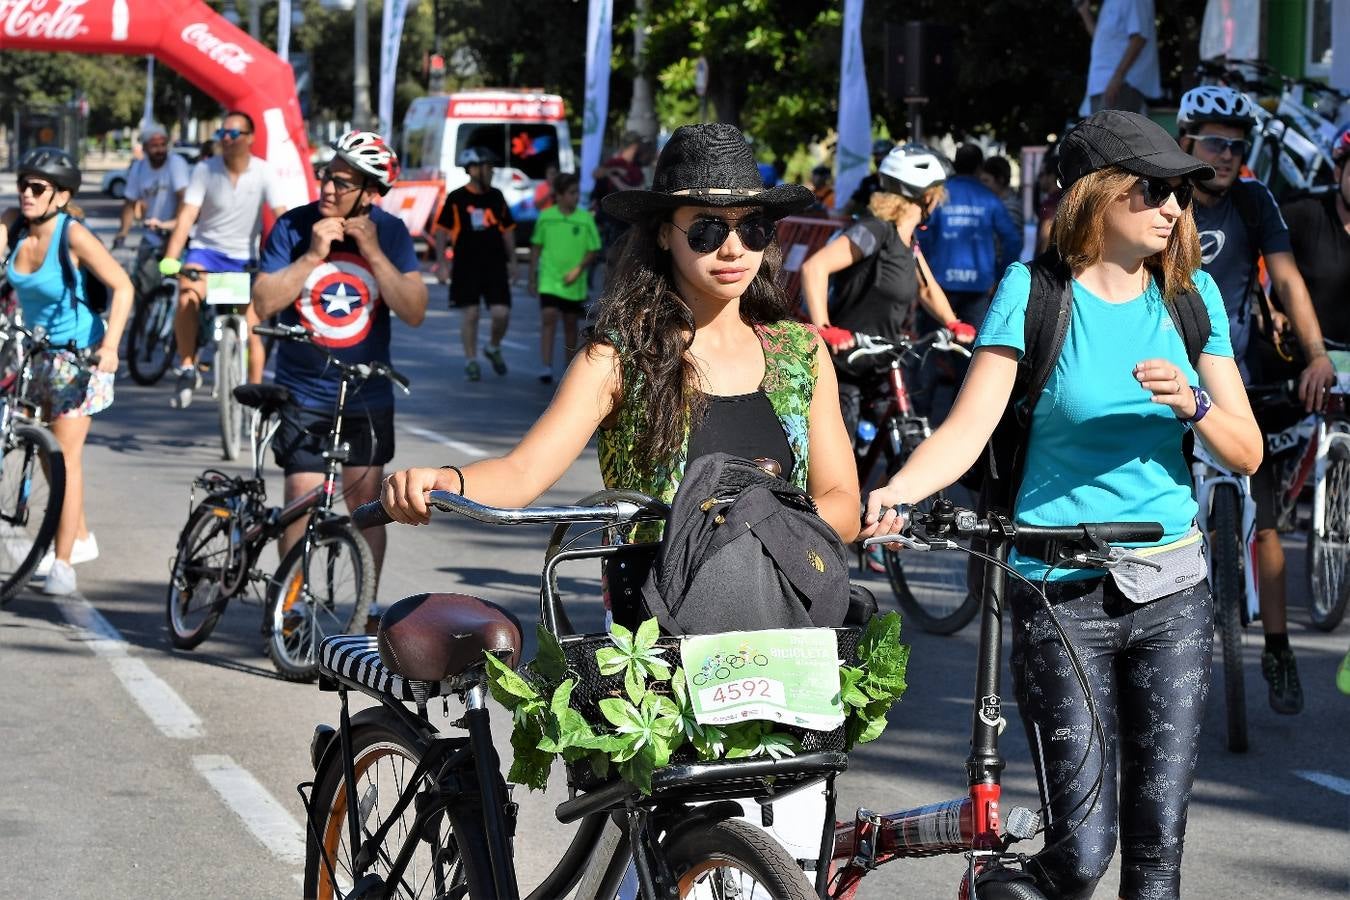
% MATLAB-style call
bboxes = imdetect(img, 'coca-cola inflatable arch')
[0,0,315,206]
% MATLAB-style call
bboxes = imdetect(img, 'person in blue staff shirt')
[251,131,427,587]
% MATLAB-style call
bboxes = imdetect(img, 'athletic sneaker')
[34,533,99,579]
[1261,647,1304,715]
[539,367,554,385]
[173,364,202,409]
[42,559,77,596]
[465,360,482,382]
[484,344,508,376]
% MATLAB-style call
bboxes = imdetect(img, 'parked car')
[101,144,203,198]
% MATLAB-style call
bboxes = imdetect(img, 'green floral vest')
[597,320,820,507]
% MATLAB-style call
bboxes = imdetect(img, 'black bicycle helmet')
[17,146,81,193]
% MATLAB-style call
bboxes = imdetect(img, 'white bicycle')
[185,268,252,461]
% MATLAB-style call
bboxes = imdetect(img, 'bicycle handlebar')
[351,490,667,531]
[845,328,971,366]
[0,322,99,366]
[253,323,411,393]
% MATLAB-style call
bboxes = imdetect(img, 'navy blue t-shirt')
[259,203,420,410]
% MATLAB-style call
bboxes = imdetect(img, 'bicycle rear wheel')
[883,484,979,635]
[664,816,816,900]
[0,425,65,605]
[1210,484,1248,754]
[266,521,375,682]
[165,499,243,649]
[216,328,244,461]
[304,719,466,900]
[126,286,176,385]
[1307,441,1350,631]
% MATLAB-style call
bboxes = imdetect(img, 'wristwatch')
[1186,386,1212,426]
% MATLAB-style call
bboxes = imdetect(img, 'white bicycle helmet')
[330,130,400,194]
[1177,86,1259,133]
[877,143,948,200]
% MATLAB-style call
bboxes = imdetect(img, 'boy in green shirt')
[530,174,601,383]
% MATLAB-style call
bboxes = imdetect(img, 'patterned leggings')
[1009,576,1213,900]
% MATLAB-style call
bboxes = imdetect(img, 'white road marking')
[194,754,307,866]
[500,339,531,352]
[55,595,204,739]
[1293,769,1350,796]
[399,423,488,458]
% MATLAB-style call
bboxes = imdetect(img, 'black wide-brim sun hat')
[601,122,813,224]
[1057,109,1215,188]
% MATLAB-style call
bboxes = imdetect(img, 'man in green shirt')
[530,173,601,383]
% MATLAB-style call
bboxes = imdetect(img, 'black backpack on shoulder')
[638,453,850,635]
[5,215,109,316]
[972,248,1211,516]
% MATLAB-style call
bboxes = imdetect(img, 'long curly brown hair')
[585,211,795,470]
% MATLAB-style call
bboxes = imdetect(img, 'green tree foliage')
[0,52,145,136]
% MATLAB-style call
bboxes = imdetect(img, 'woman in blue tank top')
[1,147,133,596]
[864,113,1263,899]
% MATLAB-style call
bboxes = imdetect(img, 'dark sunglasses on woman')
[1139,177,1194,210]
[671,215,776,253]
[17,179,53,198]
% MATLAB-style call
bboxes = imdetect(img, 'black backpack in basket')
[639,453,850,635]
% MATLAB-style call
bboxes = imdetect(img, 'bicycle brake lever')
[861,533,959,552]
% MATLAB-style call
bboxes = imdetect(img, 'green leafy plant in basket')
[484,613,909,795]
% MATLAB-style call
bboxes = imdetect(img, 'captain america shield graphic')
[298,251,380,348]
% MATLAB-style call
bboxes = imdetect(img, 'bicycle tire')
[0,425,64,605]
[663,816,816,900]
[883,485,980,635]
[1211,484,1249,754]
[165,500,242,650]
[126,287,175,385]
[216,328,244,461]
[304,718,469,900]
[1307,441,1350,631]
[265,521,375,682]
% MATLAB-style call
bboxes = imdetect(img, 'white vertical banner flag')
[835,0,871,210]
[377,0,412,139]
[140,55,155,133]
[580,0,614,199]
[277,0,292,63]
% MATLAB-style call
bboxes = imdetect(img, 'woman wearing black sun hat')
[380,121,860,557]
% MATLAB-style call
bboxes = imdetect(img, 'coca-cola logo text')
[0,0,90,40]
[180,22,253,75]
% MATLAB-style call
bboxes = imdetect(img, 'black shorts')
[539,292,589,315]
[450,265,511,309]
[1249,452,1279,532]
[272,402,396,475]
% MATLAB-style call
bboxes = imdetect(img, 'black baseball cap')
[1057,110,1215,188]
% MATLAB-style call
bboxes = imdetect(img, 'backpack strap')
[1228,179,1279,336]
[1021,248,1075,421]
[1165,288,1211,368]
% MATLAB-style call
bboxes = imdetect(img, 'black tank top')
[686,391,795,481]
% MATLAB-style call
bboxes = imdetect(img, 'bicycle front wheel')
[0,425,65,605]
[304,719,466,900]
[126,287,175,385]
[883,484,979,635]
[1307,441,1350,631]
[216,328,244,461]
[266,521,375,681]
[1210,484,1248,754]
[665,816,816,900]
[165,499,243,649]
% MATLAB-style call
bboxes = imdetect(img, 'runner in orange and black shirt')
[434,146,516,380]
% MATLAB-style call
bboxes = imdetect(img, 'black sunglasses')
[319,168,363,193]
[1139,177,1194,210]
[17,179,52,198]
[671,215,776,253]
[1195,135,1251,159]
[215,127,253,140]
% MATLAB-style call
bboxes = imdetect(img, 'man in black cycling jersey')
[1178,85,1337,714]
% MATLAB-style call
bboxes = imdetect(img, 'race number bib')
[205,272,251,306]
[679,629,844,731]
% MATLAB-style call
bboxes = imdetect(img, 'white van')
[401,90,576,231]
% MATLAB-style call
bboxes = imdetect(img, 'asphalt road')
[0,181,1346,899]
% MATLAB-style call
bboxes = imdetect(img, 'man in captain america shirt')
[252,132,427,586]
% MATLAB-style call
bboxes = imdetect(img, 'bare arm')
[914,246,962,327]
[1106,34,1147,103]
[252,252,325,319]
[1076,0,1095,35]
[805,338,862,541]
[162,202,201,261]
[1266,251,1335,410]
[381,344,623,523]
[801,234,863,327]
[115,199,136,245]
[1191,353,1263,475]
[69,222,133,370]
[377,270,428,326]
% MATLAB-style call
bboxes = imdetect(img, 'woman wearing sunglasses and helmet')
[864,111,1262,900]
[380,122,859,550]
[0,147,133,596]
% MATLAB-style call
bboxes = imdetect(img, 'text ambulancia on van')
[401,90,576,234]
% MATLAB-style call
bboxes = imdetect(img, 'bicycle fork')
[1192,464,1260,624]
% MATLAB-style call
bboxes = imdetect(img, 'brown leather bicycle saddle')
[377,593,523,682]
